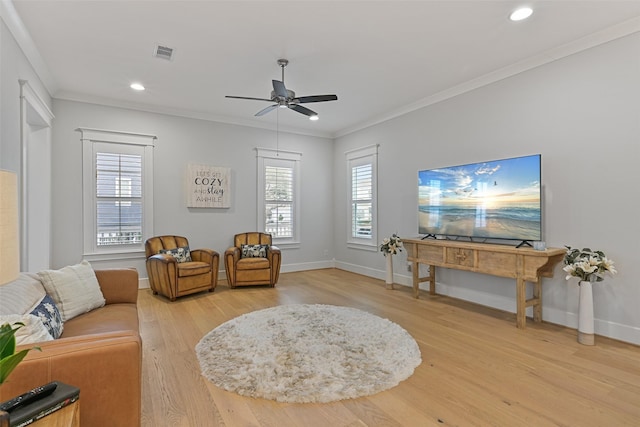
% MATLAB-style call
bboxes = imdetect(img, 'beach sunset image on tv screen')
[418,154,541,241]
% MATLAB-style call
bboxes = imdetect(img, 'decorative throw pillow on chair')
[160,246,192,263]
[241,244,269,258]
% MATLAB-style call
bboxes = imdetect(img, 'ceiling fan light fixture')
[309,115,319,121]
[510,7,533,21]
[226,59,337,120]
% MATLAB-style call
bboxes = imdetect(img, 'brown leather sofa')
[145,235,219,301]
[224,232,281,287]
[0,269,142,427]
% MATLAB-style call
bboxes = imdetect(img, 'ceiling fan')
[226,59,338,120]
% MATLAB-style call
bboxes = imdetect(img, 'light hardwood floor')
[139,269,640,427]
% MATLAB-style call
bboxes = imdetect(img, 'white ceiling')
[9,0,640,138]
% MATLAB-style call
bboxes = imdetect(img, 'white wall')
[334,33,640,344]
[1,17,53,271]
[0,19,50,172]
[50,100,335,277]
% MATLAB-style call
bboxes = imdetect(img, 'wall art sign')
[186,164,231,208]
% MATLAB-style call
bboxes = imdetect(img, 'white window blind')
[265,165,294,238]
[96,152,143,246]
[351,163,373,238]
[346,145,378,248]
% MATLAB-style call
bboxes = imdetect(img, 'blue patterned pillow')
[241,244,269,258]
[160,246,192,263]
[30,294,64,339]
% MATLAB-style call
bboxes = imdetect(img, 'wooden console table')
[402,238,565,329]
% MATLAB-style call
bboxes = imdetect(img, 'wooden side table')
[30,401,79,427]
[1,382,79,427]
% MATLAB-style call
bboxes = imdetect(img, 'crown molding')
[54,91,334,140]
[333,16,640,139]
[1,0,57,95]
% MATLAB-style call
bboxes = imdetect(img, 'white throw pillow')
[37,260,106,322]
[0,313,54,345]
[0,273,46,316]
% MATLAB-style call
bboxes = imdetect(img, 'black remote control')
[0,381,58,413]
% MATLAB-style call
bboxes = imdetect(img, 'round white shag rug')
[195,304,422,403]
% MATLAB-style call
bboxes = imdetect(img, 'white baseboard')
[542,306,640,345]
[281,260,335,273]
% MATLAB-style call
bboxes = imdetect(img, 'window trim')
[256,147,302,248]
[78,128,156,260]
[346,144,379,251]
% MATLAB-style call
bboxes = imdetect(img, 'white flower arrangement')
[380,234,403,256]
[562,246,617,283]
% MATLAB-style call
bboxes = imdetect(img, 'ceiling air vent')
[153,44,174,61]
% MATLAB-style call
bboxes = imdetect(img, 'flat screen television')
[418,154,541,245]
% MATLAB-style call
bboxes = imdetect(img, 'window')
[257,148,301,246]
[346,145,378,249]
[96,153,141,245]
[79,128,155,259]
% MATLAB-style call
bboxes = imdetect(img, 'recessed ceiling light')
[130,83,145,91]
[309,115,319,121]
[510,7,533,21]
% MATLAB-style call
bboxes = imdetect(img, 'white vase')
[578,280,595,345]
[385,255,394,289]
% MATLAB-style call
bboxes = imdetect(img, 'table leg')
[533,277,542,322]
[412,261,420,298]
[429,265,436,295]
[516,276,526,329]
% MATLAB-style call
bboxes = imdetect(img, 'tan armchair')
[224,232,281,288]
[145,235,219,301]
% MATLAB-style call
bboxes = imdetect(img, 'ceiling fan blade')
[255,104,278,117]
[288,104,317,117]
[226,95,274,102]
[293,95,338,104]
[272,80,289,98]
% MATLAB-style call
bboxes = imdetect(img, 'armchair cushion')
[237,257,270,270]
[160,246,192,263]
[178,262,212,277]
[241,244,269,258]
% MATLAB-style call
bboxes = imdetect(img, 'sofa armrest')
[94,268,139,305]
[3,331,142,427]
